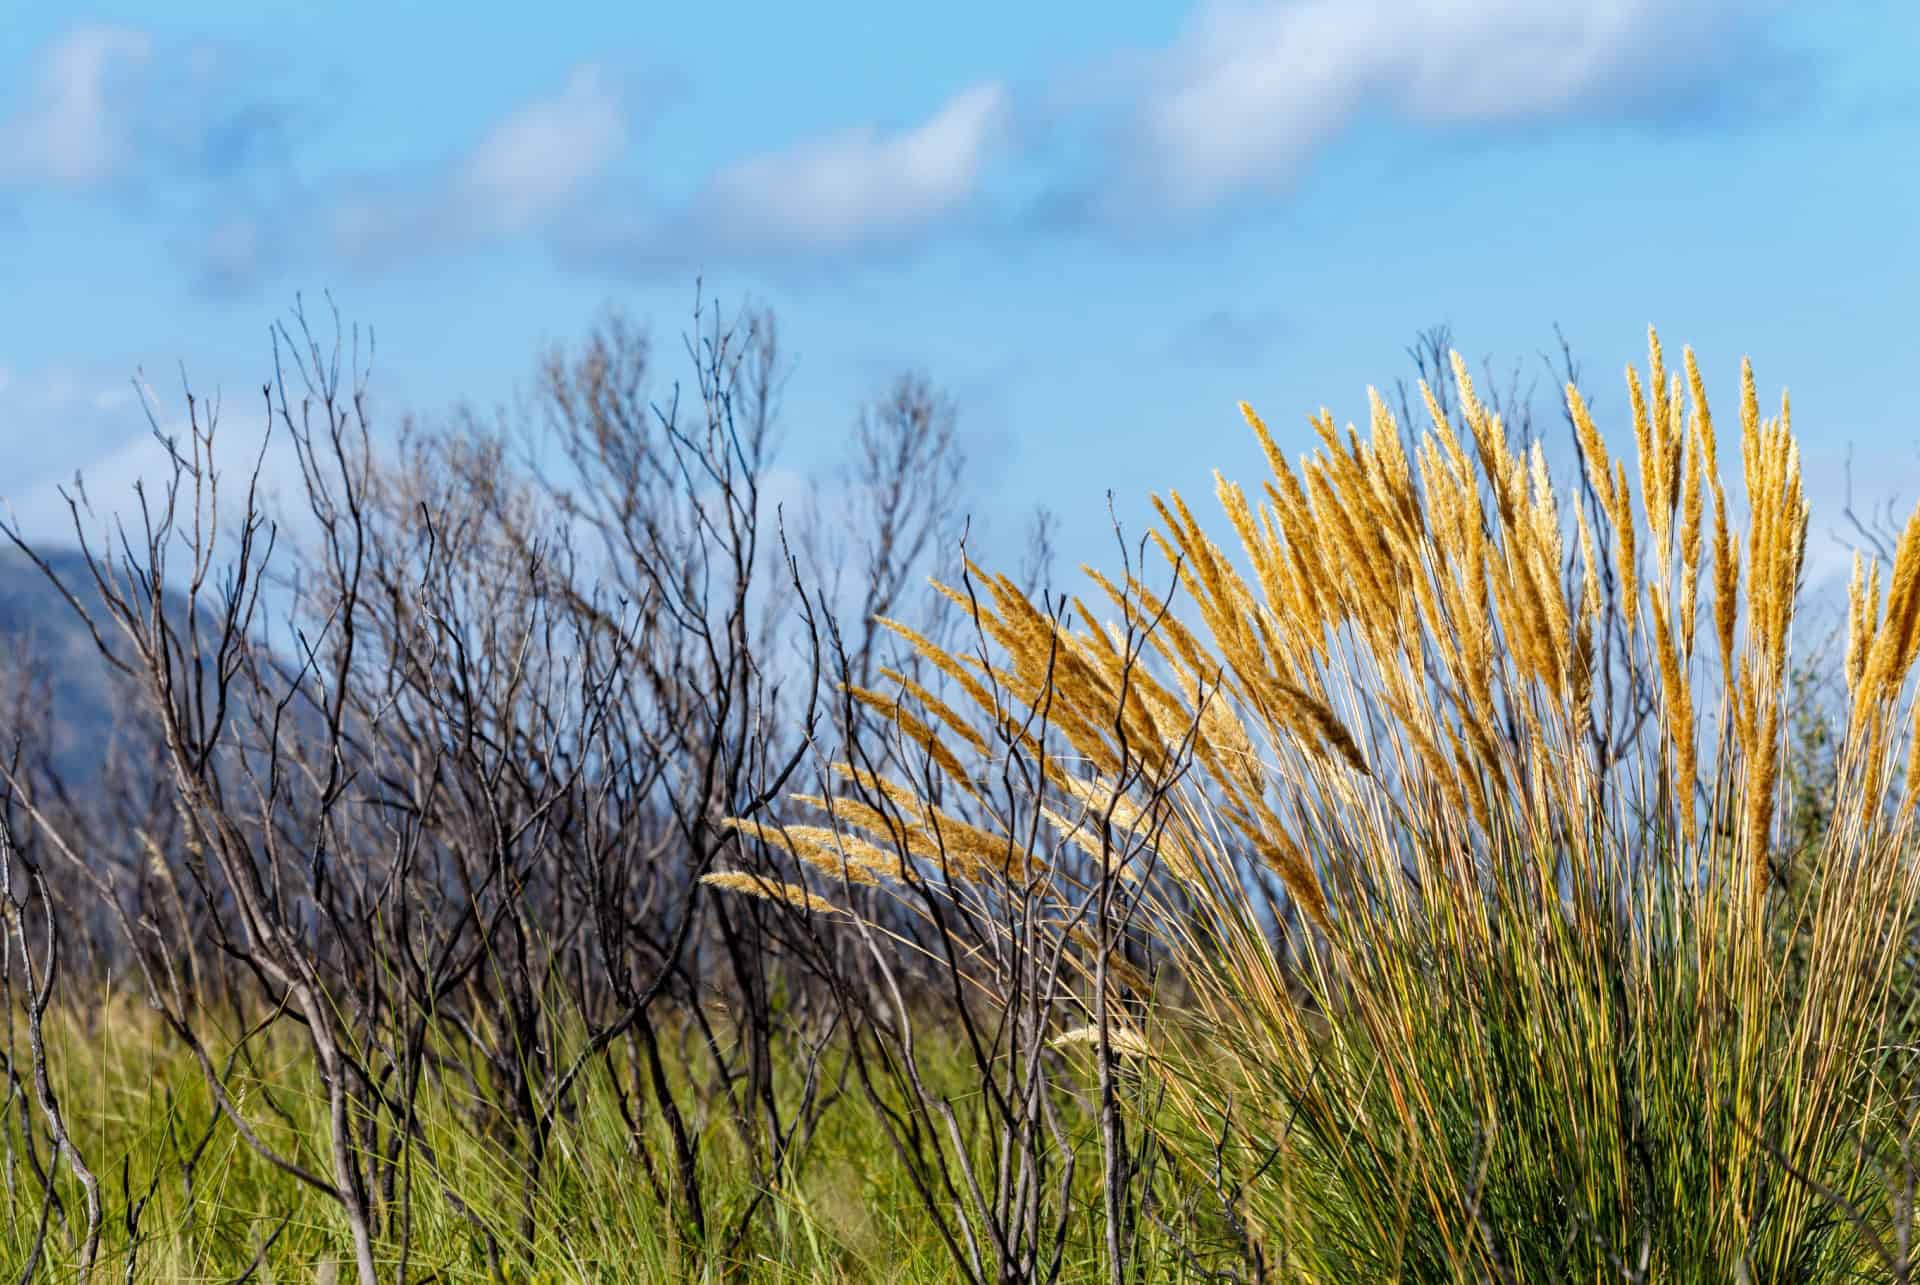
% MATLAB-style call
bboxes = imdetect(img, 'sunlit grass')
[1,997,1091,1281]
[719,330,1920,1281]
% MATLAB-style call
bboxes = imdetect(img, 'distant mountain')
[0,546,323,789]
[0,546,137,784]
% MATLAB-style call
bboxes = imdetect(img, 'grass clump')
[0,998,1035,1281]
[718,330,1920,1281]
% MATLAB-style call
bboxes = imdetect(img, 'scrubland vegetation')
[2,299,1918,1282]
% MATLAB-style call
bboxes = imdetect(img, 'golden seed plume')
[700,872,849,917]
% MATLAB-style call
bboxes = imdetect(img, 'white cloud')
[0,25,152,187]
[0,364,309,552]
[457,64,627,234]
[322,63,628,268]
[1111,0,1768,214]
[5,363,148,474]
[687,82,1011,254]
[0,363,161,544]
[207,71,1006,284]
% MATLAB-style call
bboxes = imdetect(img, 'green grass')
[1,996,1223,1282]
[15,333,1920,1282]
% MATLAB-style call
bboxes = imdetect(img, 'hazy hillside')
[0,546,147,784]
[0,537,222,783]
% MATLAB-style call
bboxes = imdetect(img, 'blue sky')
[2,1,1916,593]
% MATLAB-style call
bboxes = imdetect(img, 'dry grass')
[713,329,1920,1279]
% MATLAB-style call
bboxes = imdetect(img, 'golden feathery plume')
[1051,1024,1153,1060]
[719,818,890,885]
[1679,429,1705,656]
[1613,461,1639,636]
[700,872,849,917]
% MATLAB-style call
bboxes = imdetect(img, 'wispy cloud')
[1,24,299,211]
[185,2,1794,290]
[0,360,308,550]
[0,361,157,543]
[177,59,1011,289]
[568,82,1013,276]
[1074,0,1780,221]
[0,362,144,485]
[193,63,628,291]
[0,25,153,188]
[459,66,627,233]
[688,82,1011,255]
[326,63,628,267]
